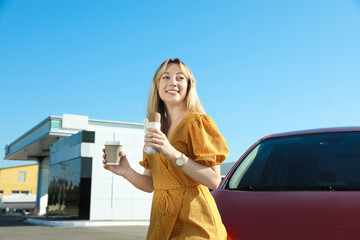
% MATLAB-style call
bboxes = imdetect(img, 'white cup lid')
[104,141,122,146]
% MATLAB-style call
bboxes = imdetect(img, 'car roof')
[266,126,360,139]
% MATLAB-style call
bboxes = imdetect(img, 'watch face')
[176,157,185,167]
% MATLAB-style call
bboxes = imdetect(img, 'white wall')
[37,157,50,215]
[90,128,152,221]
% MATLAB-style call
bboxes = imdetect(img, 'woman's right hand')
[102,149,131,178]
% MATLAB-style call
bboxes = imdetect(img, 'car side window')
[226,132,360,191]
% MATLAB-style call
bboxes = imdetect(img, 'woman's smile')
[166,89,180,95]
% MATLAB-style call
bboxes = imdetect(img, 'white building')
[5,114,152,220]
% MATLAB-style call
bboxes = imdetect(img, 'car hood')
[212,189,360,240]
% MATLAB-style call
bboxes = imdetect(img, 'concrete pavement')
[25,217,150,227]
[0,215,149,240]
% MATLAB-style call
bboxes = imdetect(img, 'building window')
[11,190,29,194]
[0,190,3,195]
[19,171,26,182]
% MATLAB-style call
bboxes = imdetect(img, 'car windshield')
[227,132,360,191]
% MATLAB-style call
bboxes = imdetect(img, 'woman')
[103,58,229,239]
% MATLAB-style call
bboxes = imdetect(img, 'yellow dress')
[139,112,229,240]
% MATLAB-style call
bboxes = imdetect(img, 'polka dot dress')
[139,112,229,240]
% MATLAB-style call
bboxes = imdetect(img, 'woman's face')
[158,63,188,108]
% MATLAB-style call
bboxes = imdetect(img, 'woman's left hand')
[145,128,177,159]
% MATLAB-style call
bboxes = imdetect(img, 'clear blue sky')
[1,0,360,168]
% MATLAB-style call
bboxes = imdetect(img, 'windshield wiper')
[236,185,360,191]
[233,185,360,191]
[238,185,263,191]
[317,185,360,191]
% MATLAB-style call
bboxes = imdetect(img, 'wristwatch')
[175,153,186,167]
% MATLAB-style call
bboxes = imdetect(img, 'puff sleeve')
[187,114,229,167]
[139,150,151,169]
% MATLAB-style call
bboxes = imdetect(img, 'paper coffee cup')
[104,141,122,165]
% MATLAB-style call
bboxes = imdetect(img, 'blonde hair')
[147,58,205,133]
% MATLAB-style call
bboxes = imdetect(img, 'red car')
[212,127,360,240]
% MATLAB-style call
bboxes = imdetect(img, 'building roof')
[0,163,38,170]
[5,114,143,161]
